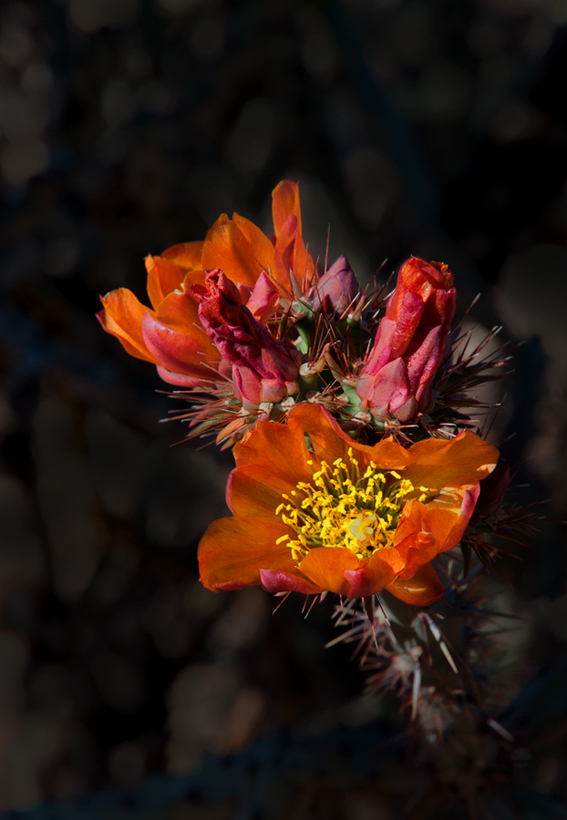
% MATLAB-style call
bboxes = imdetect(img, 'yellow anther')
[276,453,433,565]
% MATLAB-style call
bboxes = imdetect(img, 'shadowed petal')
[386,563,444,606]
[199,517,297,591]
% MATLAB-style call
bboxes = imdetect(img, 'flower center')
[275,448,430,562]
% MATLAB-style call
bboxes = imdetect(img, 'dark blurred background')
[1,0,567,816]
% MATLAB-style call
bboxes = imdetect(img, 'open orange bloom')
[97,181,316,386]
[199,404,499,605]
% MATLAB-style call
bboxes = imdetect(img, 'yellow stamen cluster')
[275,448,430,562]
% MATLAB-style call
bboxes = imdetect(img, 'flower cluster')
[98,180,526,617]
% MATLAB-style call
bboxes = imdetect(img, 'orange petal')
[289,403,411,472]
[232,213,275,270]
[405,431,499,490]
[181,268,207,292]
[272,179,302,237]
[198,516,298,591]
[298,548,362,597]
[98,288,156,363]
[273,214,315,290]
[386,563,444,606]
[202,219,273,290]
[205,212,230,240]
[395,484,481,581]
[227,465,299,519]
[233,415,312,487]
[343,547,405,598]
[394,495,440,555]
[161,240,204,270]
[154,288,204,334]
[273,214,297,291]
[145,255,185,310]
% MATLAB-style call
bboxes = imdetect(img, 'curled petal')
[215,580,247,591]
[441,484,480,552]
[142,291,219,380]
[98,289,156,363]
[343,548,405,598]
[156,366,211,388]
[298,548,362,597]
[145,255,185,310]
[260,569,322,595]
[386,563,444,606]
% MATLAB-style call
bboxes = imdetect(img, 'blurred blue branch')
[5,664,567,820]
[1,721,396,819]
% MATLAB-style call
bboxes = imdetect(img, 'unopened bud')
[312,255,362,319]
[195,270,301,409]
[356,257,456,423]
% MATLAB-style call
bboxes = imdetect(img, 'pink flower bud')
[356,256,456,423]
[312,255,361,319]
[195,270,300,408]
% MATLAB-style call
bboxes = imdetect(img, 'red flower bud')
[195,270,301,408]
[357,257,456,423]
[312,255,361,319]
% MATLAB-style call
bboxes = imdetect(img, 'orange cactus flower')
[97,181,316,386]
[198,404,499,605]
